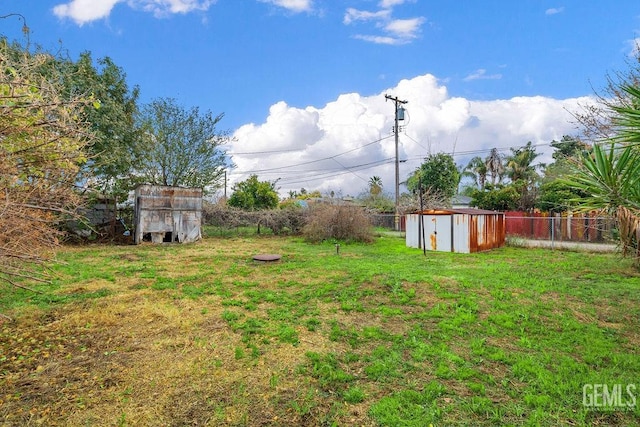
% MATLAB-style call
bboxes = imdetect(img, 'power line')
[227,148,301,155]
[229,130,561,191]
[275,157,395,186]
[237,134,394,174]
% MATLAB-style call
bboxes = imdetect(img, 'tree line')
[1,34,230,287]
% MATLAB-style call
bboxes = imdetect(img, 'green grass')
[1,235,639,426]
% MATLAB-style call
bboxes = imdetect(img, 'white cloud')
[353,34,406,45]
[463,69,503,82]
[53,0,122,25]
[229,74,592,198]
[545,7,565,15]
[135,0,216,18]
[379,0,409,7]
[343,8,391,24]
[53,0,216,24]
[344,1,425,45]
[258,0,314,14]
[384,17,425,39]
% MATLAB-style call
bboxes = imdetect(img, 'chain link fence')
[504,212,618,248]
[504,212,617,243]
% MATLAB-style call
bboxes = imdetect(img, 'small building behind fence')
[406,209,505,253]
[134,185,202,244]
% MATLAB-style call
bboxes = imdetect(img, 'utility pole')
[385,94,408,231]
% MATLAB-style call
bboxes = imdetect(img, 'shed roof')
[410,208,503,216]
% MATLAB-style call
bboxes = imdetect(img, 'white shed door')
[424,215,452,252]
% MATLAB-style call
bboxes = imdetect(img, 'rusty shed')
[134,185,203,244]
[406,208,505,253]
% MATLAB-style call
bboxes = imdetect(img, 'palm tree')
[462,156,488,188]
[505,142,540,183]
[369,176,383,197]
[485,148,505,185]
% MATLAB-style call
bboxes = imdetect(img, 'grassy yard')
[1,234,639,426]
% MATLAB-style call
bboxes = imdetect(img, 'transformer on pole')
[385,94,408,231]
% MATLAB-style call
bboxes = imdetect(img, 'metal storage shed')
[406,208,505,253]
[134,185,203,244]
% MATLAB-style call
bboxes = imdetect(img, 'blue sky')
[2,1,640,197]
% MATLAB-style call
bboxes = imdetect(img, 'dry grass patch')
[2,238,639,426]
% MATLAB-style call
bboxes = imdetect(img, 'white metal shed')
[406,209,505,253]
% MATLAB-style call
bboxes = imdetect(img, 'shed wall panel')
[452,214,471,253]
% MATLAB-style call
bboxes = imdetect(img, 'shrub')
[202,202,305,235]
[303,204,373,243]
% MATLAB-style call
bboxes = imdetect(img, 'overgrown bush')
[259,207,306,235]
[202,202,305,235]
[303,204,373,243]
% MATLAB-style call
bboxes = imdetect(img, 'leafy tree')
[470,184,520,211]
[133,98,229,191]
[62,53,141,200]
[406,153,459,201]
[227,175,279,210]
[536,136,588,213]
[535,181,584,213]
[0,39,93,288]
[550,135,588,160]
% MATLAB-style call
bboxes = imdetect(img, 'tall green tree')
[406,153,459,201]
[133,98,229,191]
[64,53,141,199]
[550,135,588,160]
[536,136,588,213]
[228,175,279,210]
[29,49,140,199]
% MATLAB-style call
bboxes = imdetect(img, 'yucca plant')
[566,82,640,262]
[610,84,640,147]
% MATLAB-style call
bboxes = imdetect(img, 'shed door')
[423,215,452,252]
